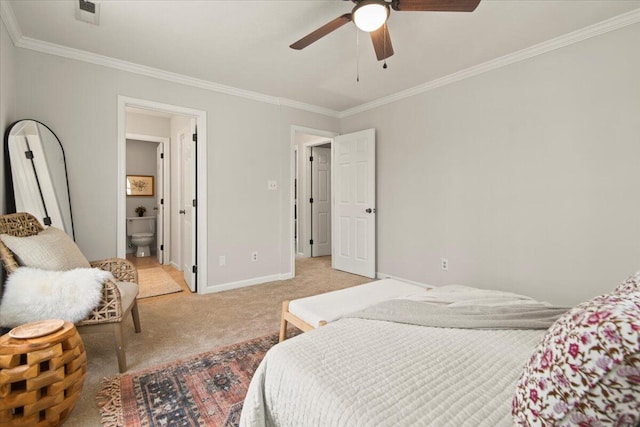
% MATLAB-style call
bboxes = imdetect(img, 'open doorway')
[117,96,207,294]
[290,126,337,277]
[291,126,378,279]
[124,131,167,263]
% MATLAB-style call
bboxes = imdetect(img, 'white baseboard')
[199,271,427,295]
[376,272,432,288]
[201,272,293,294]
[170,261,181,271]
[279,272,294,280]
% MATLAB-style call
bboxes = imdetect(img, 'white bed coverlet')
[240,318,544,427]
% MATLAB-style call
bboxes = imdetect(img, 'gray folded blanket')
[346,299,569,330]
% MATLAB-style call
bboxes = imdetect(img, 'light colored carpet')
[137,267,183,299]
[64,256,370,426]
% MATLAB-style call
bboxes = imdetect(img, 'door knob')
[365,208,376,213]
[179,210,186,214]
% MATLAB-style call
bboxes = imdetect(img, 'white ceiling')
[5,0,640,113]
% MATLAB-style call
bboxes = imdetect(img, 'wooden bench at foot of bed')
[279,279,427,342]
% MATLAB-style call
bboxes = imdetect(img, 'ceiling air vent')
[76,0,100,26]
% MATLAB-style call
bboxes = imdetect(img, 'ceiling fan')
[290,0,481,61]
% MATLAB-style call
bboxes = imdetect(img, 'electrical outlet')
[268,180,277,191]
[441,258,449,271]
[251,251,258,262]
[219,255,226,266]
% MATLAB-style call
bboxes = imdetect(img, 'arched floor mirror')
[4,120,75,239]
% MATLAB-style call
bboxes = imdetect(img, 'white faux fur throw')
[0,267,114,328]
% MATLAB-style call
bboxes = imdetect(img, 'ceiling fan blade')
[370,24,394,61]
[290,13,352,50]
[392,0,481,12]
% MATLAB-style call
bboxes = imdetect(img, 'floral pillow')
[512,291,640,426]
[613,271,640,295]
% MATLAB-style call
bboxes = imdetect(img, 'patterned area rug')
[97,333,282,426]
[137,267,183,299]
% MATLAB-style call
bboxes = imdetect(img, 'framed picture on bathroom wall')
[126,175,154,197]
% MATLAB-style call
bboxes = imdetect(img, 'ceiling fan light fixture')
[353,1,389,32]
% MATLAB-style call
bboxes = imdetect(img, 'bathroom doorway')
[125,134,165,261]
[117,97,208,294]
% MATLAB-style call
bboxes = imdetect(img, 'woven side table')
[0,320,87,426]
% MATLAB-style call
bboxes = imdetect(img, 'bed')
[240,280,640,427]
[239,286,566,427]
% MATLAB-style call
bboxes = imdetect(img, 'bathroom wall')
[126,138,159,253]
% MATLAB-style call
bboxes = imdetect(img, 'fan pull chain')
[356,29,360,82]
[383,23,388,69]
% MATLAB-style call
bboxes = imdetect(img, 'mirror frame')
[4,119,75,240]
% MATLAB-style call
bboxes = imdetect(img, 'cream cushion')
[0,227,90,271]
[115,281,139,312]
[288,279,426,328]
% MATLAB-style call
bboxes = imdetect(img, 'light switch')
[268,180,277,191]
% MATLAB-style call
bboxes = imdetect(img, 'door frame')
[290,126,337,278]
[117,96,208,294]
[124,133,170,262]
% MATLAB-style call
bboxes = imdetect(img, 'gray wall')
[6,16,638,302]
[11,46,340,290]
[127,112,171,137]
[0,18,16,296]
[125,139,159,214]
[1,18,16,216]
[341,23,640,306]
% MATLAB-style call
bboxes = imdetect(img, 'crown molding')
[14,36,341,118]
[2,1,638,120]
[278,98,339,118]
[0,0,22,44]
[0,1,340,118]
[339,8,640,118]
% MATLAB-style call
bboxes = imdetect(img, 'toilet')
[127,216,156,257]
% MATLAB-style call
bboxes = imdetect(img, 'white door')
[333,129,376,278]
[311,147,331,257]
[180,120,197,291]
[156,143,164,264]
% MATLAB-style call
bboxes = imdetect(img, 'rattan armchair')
[0,212,141,372]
